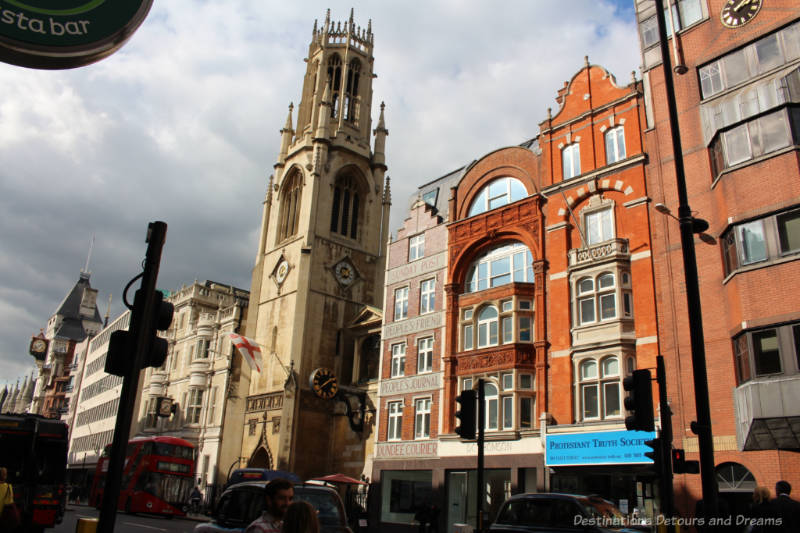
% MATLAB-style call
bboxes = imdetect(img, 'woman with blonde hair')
[281,500,319,533]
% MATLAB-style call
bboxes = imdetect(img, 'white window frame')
[477,306,499,348]
[420,278,435,314]
[562,143,581,179]
[394,286,409,320]
[604,126,626,164]
[414,398,431,439]
[484,381,499,431]
[391,343,406,378]
[417,337,433,374]
[577,356,623,421]
[467,177,528,217]
[387,401,403,441]
[409,234,425,261]
[187,388,204,425]
[465,242,534,293]
[584,206,615,245]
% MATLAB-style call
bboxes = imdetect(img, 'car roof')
[225,481,339,493]
[504,492,590,502]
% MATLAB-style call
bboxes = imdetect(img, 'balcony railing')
[568,238,629,268]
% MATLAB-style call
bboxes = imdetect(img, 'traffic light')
[644,437,667,478]
[104,288,174,377]
[141,289,174,368]
[672,448,700,474]
[455,389,477,440]
[623,369,654,432]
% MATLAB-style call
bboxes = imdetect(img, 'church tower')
[243,9,390,478]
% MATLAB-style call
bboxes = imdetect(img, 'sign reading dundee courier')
[0,0,153,69]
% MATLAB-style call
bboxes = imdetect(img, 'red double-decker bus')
[90,435,196,517]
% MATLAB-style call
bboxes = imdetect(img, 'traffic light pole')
[476,379,485,533]
[653,0,718,517]
[98,221,168,533]
[656,356,674,517]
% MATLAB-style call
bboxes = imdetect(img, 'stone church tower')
[242,9,390,478]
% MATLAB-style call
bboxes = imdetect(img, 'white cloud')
[0,1,641,382]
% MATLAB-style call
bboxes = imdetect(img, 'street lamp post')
[652,0,718,517]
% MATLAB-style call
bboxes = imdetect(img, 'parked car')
[225,468,302,489]
[489,493,647,533]
[194,481,353,533]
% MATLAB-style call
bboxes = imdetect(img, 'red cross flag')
[229,333,262,373]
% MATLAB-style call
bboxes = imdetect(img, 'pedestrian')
[246,478,294,533]
[281,500,319,533]
[0,467,20,530]
[772,480,800,532]
[743,486,775,533]
[190,485,203,514]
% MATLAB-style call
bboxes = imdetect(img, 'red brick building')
[634,0,800,516]
[373,62,662,531]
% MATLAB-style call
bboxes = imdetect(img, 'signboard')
[0,0,153,69]
[546,430,656,466]
[375,440,438,460]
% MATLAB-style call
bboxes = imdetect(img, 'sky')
[0,1,642,385]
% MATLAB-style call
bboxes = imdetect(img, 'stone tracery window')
[278,170,303,242]
[327,54,342,118]
[330,175,360,239]
[344,58,361,124]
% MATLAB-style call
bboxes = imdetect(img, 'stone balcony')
[189,358,211,387]
[568,238,629,268]
[735,375,800,450]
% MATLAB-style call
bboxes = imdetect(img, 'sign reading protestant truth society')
[0,0,153,69]
[546,430,656,466]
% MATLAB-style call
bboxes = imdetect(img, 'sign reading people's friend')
[0,0,153,69]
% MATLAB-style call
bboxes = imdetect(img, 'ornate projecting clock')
[720,0,762,28]
[309,367,338,400]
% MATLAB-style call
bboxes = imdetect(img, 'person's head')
[0,467,6,482]
[776,480,791,496]
[753,486,770,504]
[282,500,319,533]
[265,478,294,519]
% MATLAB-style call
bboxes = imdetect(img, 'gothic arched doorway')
[248,445,273,469]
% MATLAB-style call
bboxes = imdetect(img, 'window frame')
[604,126,626,164]
[387,401,403,441]
[576,356,624,422]
[562,143,581,179]
[390,342,406,378]
[467,177,528,217]
[409,233,425,261]
[394,286,409,320]
[420,278,435,315]
[722,207,800,277]
[417,336,434,374]
[733,322,800,384]
[414,397,432,439]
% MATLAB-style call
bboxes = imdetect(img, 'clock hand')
[733,0,751,12]
[321,378,334,389]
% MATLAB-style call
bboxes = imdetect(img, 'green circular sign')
[0,0,153,69]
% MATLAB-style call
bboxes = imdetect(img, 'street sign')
[0,0,153,69]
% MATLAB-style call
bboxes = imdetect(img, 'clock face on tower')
[333,258,358,287]
[276,260,289,284]
[720,0,762,28]
[309,367,338,400]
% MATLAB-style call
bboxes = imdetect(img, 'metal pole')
[97,222,168,533]
[652,0,718,516]
[477,379,485,533]
[656,356,674,517]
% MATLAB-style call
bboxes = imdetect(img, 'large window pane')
[724,124,752,166]
[701,62,723,98]
[580,298,595,324]
[582,385,598,419]
[757,111,791,155]
[778,210,800,253]
[604,382,620,417]
[502,317,513,344]
[753,330,781,375]
[463,325,473,351]
[600,294,616,320]
[520,397,533,429]
[754,34,783,73]
[678,0,703,27]
[519,317,532,342]
[580,360,597,379]
[503,396,513,429]
[737,220,767,265]
[723,49,750,87]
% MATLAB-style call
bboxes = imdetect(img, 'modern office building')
[634,0,800,515]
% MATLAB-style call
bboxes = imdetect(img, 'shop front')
[546,429,658,519]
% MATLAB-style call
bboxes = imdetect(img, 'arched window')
[330,175,360,239]
[278,171,302,241]
[578,356,622,420]
[464,242,534,293]
[467,177,528,217]
[577,272,617,325]
[477,306,499,348]
[327,55,342,118]
[344,58,360,123]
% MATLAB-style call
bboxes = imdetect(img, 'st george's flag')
[229,333,262,373]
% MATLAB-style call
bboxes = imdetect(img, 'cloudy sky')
[0,1,642,385]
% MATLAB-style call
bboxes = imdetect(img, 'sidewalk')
[66,503,211,522]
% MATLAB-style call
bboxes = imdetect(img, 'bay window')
[465,242,534,293]
[722,207,800,276]
[734,322,800,384]
[577,356,623,421]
